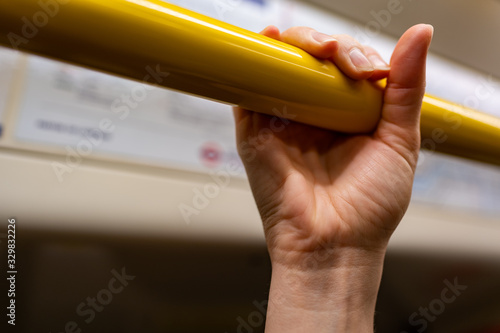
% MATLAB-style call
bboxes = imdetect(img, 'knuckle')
[285,26,310,35]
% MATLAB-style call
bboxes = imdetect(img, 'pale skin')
[233,24,434,332]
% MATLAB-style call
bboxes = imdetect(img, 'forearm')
[265,247,386,333]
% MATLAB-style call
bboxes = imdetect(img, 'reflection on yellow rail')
[421,95,500,166]
[0,0,499,166]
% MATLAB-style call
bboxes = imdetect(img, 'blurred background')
[1,0,500,332]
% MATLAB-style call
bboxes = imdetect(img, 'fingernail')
[312,31,336,44]
[426,24,435,45]
[368,55,390,70]
[349,48,373,71]
[425,24,434,36]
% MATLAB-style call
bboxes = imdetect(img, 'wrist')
[265,247,386,333]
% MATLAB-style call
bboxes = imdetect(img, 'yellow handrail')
[1,0,499,166]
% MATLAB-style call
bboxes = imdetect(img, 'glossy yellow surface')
[0,0,383,133]
[1,0,499,165]
[421,95,500,166]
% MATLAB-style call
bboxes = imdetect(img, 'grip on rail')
[0,0,499,165]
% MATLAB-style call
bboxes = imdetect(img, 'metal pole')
[1,0,499,165]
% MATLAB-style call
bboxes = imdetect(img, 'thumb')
[375,24,433,158]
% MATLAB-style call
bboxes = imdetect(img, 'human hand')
[233,24,433,332]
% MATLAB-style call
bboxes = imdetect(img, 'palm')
[235,24,432,256]
[235,111,415,253]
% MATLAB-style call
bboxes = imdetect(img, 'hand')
[234,24,433,332]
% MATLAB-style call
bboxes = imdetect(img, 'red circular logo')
[200,142,222,168]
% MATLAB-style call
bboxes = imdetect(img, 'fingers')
[279,27,389,80]
[281,26,338,59]
[375,24,434,166]
[260,25,281,41]
[329,34,375,79]
[363,45,391,81]
[381,24,434,131]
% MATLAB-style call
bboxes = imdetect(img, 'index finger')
[280,26,338,59]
